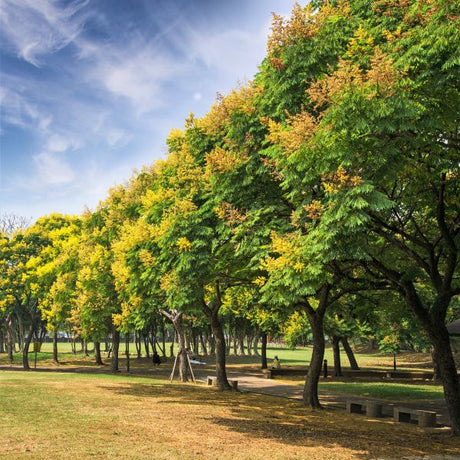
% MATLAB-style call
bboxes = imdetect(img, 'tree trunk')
[0,328,4,353]
[161,310,188,381]
[331,336,342,377]
[253,332,260,357]
[303,313,325,408]
[341,337,359,370]
[303,286,330,409]
[125,334,130,372]
[260,331,268,369]
[161,322,167,358]
[429,323,460,435]
[432,348,441,381]
[111,327,120,372]
[143,335,150,358]
[52,329,59,364]
[237,336,245,356]
[199,333,208,356]
[403,282,460,435]
[6,316,14,363]
[22,325,34,370]
[208,308,231,390]
[94,341,103,365]
[175,318,188,382]
[134,332,142,359]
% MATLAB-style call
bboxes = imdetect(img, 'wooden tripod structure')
[169,349,196,383]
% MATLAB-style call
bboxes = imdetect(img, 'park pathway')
[196,369,451,429]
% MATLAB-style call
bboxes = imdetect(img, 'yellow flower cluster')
[177,237,193,252]
[160,270,179,292]
[138,248,156,267]
[215,202,247,226]
[253,276,267,287]
[197,84,262,135]
[345,25,374,60]
[206,147,246,175]
[267,1,351,62]
[322,166,363,194]
[267,111,317,156]
[261,232,304,274]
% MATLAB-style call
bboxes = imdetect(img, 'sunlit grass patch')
[319,381,444,400]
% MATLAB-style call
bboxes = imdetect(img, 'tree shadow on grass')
[97,381,460,458]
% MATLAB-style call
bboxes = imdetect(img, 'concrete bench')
[262,368,308,379]
[207,376,238,390]
[393,407,437,427]
[346,399,384,418]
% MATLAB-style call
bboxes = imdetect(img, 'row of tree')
[1,0,459,434]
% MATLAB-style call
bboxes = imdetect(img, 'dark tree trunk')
[232,335,237,356]
[208,332,215,356]
[94,341,103,365]
[260,331,268,369]
[331,336,342,377]
[403,283,460,435]
[0,328,4,353]
[432,348,441,381]
[111,327,120,372]
[199,333,208,356]
[303,313,325,408]
[125,334,130,372]
[303,285,330,409]
[253,332,260,357]
[161,321,167,358]
[22,325,34,370]
[6,316,14,363]
[52,331,59,364]
[341,337,359,370]
[429,323,460,435]
[237,336,245,356]
[135,332,142,359]
[143,335,150,358]
[208,308,231,390]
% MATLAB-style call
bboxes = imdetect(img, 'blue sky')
[0,0,292,221]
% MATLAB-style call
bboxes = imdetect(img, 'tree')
[257,0,460,432]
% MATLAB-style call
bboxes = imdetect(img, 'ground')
[1,344,459,459]
[1,371,459,459]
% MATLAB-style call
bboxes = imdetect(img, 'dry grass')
[1,371,459,459]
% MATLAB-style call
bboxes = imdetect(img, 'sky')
[0,0,292,222]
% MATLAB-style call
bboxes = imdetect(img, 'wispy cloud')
[33,152,75,185]
[89,48,182,114]
[189,28,266,78]
[0,83,51,131]
[0,0,89,66]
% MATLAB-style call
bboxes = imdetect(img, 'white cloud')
[106,129,130,148]
[33,152,75,185]
[0,0,89,66]
[88,46,183,114]
[47,134,71,152]
[189,28,266,79]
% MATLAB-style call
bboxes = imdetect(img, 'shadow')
[92,380,460,458]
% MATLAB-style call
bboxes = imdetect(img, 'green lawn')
[319,381,444,401]
[0,341,434,373]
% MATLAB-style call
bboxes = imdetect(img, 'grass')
[0,341,435,371]
[1,371,458,459]
[319,382,444,401]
